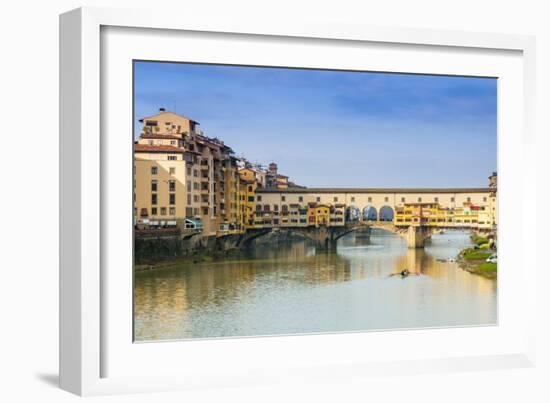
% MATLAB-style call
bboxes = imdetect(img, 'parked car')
[486,253,497,263]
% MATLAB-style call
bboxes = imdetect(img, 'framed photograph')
[60,7,537,396]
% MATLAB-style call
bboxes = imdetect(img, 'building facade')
[134,108,239,235]
[134,144,186,226]
[134,108,497,236]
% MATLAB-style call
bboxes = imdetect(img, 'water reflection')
[134,230,496,341]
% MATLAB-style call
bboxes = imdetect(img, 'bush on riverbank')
[462,248,492,261]
[458,246,497,279]
[472,235,489,246]
[478,262,497,274]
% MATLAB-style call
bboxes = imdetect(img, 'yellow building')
[238,168,258,229]
[134,144,187,226]
[394,202,440,226]
[307,203,331,227]
[394,201,494,231]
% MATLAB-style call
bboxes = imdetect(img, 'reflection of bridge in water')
[240,220,435,250]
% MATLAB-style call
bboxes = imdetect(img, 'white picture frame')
[60,6,537,396]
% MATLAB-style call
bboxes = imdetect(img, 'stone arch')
[346,205,360,222]
[379,205,394,222]
[362,205,378,221]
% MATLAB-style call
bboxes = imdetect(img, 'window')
[467,197,471,202]
[434,197,439,202]
[151,194,157,205]
[299,196,303,202]
[168,155,177,161]
[170,167,176,175]
[194,182,199,190]
[274,205,279,212]
[401,197,405,203]
[385,197,389,202]
[187,194,191,204]
[248,196,254,202]
[187,166,192,175]
[334,197,338,202]
[151,166,158,175]
[194,195,199,202]
[257,195,262,202]
[151,207,157,215]
[451,197,455,202]
[483,197,487,202]
[151,180,157,192]
[351,197,355,203]
[187,180,191,191]
[194,169,198,177]
[169,180,176,192]
[169,207,176,215]
[316,197,321,202]
[248,186,253,192]
[169,194,175,205]
[282,196,286,202]
[368,197,372,203]
[160,207,167,216]
[418,197,422,202]
[170,141,176,145]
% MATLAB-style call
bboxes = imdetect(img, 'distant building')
[266,162,291,189]
[488,172,497,189]
[488,172,497,229]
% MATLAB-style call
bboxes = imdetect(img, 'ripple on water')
[134,230,496,341]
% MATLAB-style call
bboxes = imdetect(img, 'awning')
[185,218,203,226]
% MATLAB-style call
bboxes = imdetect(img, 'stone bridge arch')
[346,205,361,222]
[362,205,378,221]
[379,205,394,222]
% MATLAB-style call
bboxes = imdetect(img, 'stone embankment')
[134,229,308,270]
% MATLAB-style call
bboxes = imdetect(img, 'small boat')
[389,269,419,277]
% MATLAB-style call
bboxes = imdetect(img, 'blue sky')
[134,61,496,188]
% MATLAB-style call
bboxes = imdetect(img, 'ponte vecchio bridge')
[251,187,496,249]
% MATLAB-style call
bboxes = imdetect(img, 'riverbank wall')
[134,230,309,267]
[134,232,241,265]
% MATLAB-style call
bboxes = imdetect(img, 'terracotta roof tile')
[140,134,182,140]
[134,144,185,153]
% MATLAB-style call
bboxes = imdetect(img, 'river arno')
[134,230,497,341]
